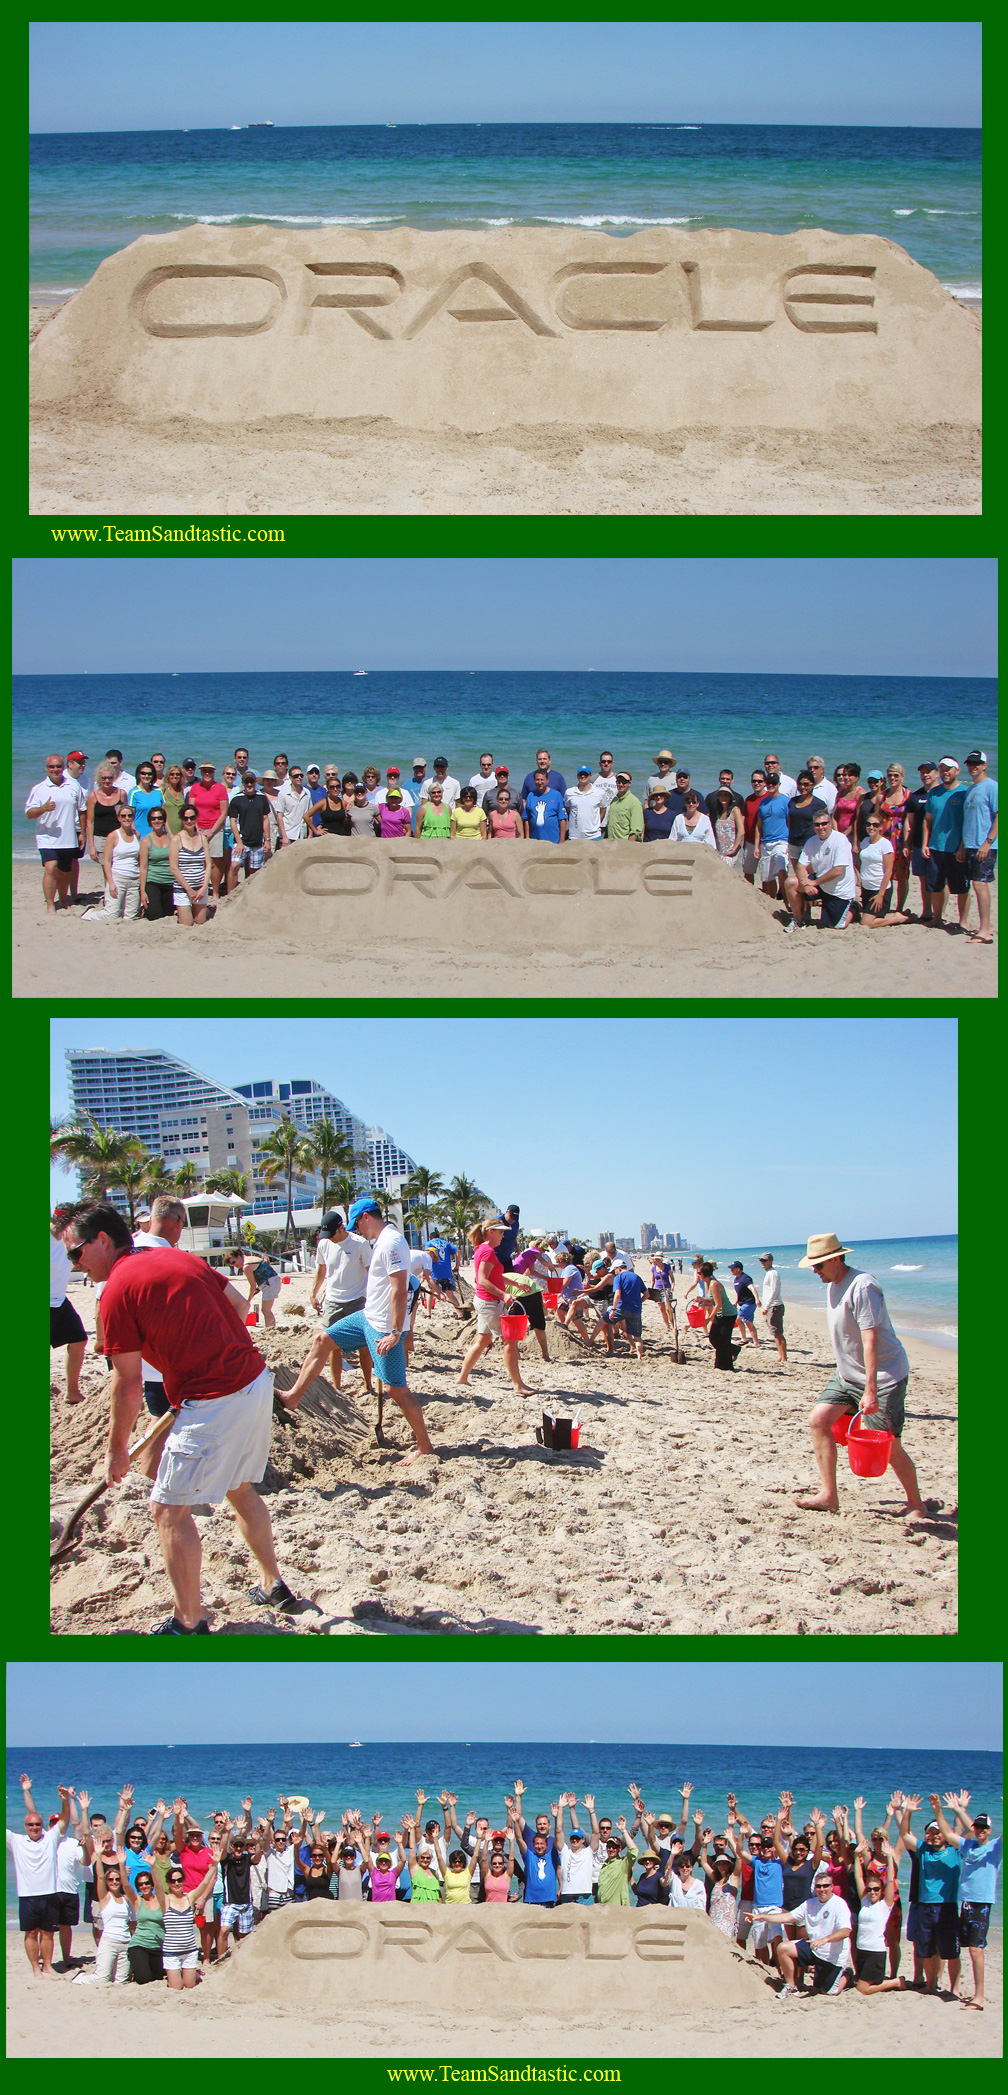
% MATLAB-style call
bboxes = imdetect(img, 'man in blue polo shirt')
[959,750,997,945]
[922,756,970,930]
[521,748,567,802]
[933,1792,1002,2010]
[523,770,568,844]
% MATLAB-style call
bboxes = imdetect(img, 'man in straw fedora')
[794,1232,936,1521]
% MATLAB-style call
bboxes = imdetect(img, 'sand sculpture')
[30,225,980,435]
[217,838,782,956]
[215,1902,768,2013]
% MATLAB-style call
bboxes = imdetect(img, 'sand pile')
[49,1276,958,1639]
[207,836,782,957]
[31,225,980,437]
[216,1902,767,2013]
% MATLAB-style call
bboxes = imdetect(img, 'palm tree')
[370,1186,398,1222]
[51,1113,146,1203]
[435,1176,483,1261]
[257,1116,315,1251]
[112,1150,158,1229]
[330,1171,357,1217]
[172,1160,202,1197]
[400,1166,445,1245]
[306,1120,365,1214]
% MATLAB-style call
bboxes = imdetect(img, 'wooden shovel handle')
[50,1412,174,1565]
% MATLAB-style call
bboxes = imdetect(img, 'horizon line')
[8,1734,1000,1753]
[13,667,998,683]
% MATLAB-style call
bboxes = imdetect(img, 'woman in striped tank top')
[163,1844,220,1989]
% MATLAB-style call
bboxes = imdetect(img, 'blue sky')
[50,1017,956,1243]
[14,561,996,679]
[7,1664,1000,1750]
[29,23,981,133]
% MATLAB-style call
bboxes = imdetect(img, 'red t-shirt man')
[99,1247,266,1407]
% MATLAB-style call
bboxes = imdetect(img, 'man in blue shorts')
[282,1197,433,1462]
[900,1802,961,1997]
[959,750,997,945]
[932,1792,1002,2009]
[595,1264,646,1359]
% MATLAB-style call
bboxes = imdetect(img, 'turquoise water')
[12,671,997,859]
[705,1235,958,1350]
[29,123,982,301]
[7,1739,1000,1920]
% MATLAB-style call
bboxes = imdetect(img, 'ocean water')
[7,1739,1001,1921]
[704,1235,958,1350]
[12,671,997,860]
[29,123,982,302]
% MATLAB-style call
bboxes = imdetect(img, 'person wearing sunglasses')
[83,800,142,922]
[162,1844,220,1989]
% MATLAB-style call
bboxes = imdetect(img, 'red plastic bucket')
[500,1311,529,1342]
[847,1414,893,1478]
[831,1413,852,1446]
[245,1310,258,1327]
[686,1304,707,1328]
[542,1292,561,1310]
[282,1276,292,1285]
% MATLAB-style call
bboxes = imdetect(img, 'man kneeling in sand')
[280,1196,433,1462]
[793,1232,934,1521]
[62,1202,297,1634]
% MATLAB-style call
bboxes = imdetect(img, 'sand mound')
[215,1901,768,2013]
[30,226,980,439]
[213,837,781,957]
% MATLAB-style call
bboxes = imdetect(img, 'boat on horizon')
[348,1739,362,1747]
[352,669,367,676]
[249,121,275,129]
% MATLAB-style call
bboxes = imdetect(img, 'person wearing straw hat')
[794,1233,933,1520]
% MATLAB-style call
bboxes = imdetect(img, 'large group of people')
[9,1768,999,2008]
[50,1197,940,1637]
[25,741,996,937]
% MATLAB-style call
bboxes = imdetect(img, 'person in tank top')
[169,805,212,925]
[161,1845,219,1988]
[84,802,142,922]
[138,803,176,920]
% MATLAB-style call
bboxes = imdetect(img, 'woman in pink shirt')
[488,788,521,839]
[455,1221,537,1399]
[374,789,413,839]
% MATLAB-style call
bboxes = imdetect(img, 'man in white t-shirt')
[806,756,838,813]
[54,1807,90,1967]
[774,1866,852,1995]
[420,759,461,810]
[564,767,609,840]
[796,808,857,929]
[794,1232,930,1521]
[275,766,314,842]
[469,753,498,793]
[24,755,86,914]
[764,753,799,802]
[309,1210,373,1392]
[758,1251,787,1363]
[555,1796,599,1904]
[282,1197,433,1458]
[7,1773,71,1975]
[594,752,619,815]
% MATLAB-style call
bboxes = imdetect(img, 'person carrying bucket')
[455,1220,538,1400]
[793,1232,939,1522]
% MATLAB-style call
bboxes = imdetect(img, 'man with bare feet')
[282,1196,434,1461]
[899,1799,962,1998]
[61,1201,296,1633]
[793,1232,931,1520]
[758,1252,787,1363]
[932,1793,1001,2010]
[7,1774,71,1976]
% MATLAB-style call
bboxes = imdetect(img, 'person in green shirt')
[415,784,452,838]
[605,773,644,843]
[596,1819,639,1904]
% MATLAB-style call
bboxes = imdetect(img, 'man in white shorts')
[62,1202,296,1636]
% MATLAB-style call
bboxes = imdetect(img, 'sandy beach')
[50,1266,957,1639]
[15,859,997,1000]
[6,1925,998,2057]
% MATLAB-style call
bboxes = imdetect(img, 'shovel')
[50,1412,175,1566]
